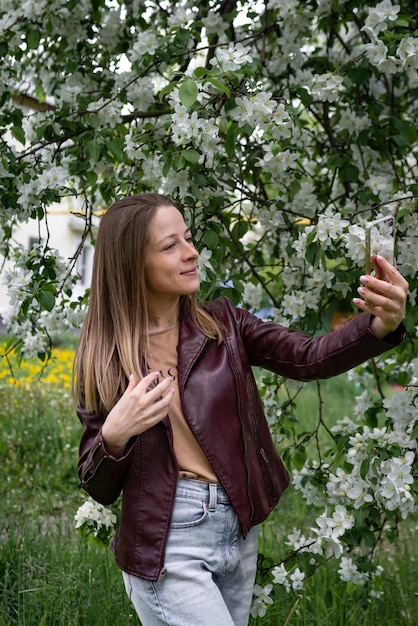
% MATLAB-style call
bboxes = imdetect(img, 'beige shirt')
[147,325,218,483]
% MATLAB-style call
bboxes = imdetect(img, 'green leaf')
[162,152,173,177]
[205,76,231,97]
[410,423,418,442]
[106,138,125,162]
[86,113,102,129]
[292,447,307,470]
[203,230,219,250]
[296,87,313,106]
[305,241,322,269]
[86,140,101,162]
[178,79,198,110]
[338,163,359,183]
[225,123,238,159]
[360,458,370,480]
[11,126,26,145]
[364,406,379,429]
[327,155,344,169]
[182,149,200,164]
[392,135,409,151]
[231,219,249,240]
[26,30,41,50]
[38,290,56,312]
[353,506,370,528]
[194,67,209,79]
[172,154,186,171]
[362,529,376,548]
[158,82,177,102]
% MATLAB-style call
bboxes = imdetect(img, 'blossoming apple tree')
[1,0,417,618]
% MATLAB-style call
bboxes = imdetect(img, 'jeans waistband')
[176,478,230,510]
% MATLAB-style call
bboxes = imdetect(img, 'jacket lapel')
[177,317,208,392]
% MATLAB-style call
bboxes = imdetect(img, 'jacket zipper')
[226,343,255,524]
[246,375,278,501]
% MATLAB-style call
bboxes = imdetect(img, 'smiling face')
[144,204,200,303]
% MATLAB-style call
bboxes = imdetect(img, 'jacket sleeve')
[77,405,136,505]
[223,300,407,381]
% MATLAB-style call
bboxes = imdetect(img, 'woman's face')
[144,205,200,301]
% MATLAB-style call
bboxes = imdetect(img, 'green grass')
[0,382,139,626]
[0,376,416,625]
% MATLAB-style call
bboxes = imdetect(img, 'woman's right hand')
[101,371,175,458]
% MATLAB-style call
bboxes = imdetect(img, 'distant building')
[0,198,96,330]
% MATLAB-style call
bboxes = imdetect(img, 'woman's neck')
[147,300,180,333]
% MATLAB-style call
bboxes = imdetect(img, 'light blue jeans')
[123,478,259,626]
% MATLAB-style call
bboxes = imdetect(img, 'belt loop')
[208,483,217,511]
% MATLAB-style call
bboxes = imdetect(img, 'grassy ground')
[0,346,416,625]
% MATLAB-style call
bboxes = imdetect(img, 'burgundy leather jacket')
[77,297,406,580]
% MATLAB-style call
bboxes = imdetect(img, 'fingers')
[371,255,409,291]
[125,371,173,399]
[353,255,408,337]
[129,371,175,419]
[360,256,408,304]
[137,371,175,402]
[355,278,405,316]
[121,371,175,417]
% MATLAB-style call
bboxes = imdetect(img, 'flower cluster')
[210,42,253,72]
[250,584,274,618]
[74,498,118,548]
[284,383,417,589]
[2,242,81,358]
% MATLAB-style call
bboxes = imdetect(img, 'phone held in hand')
[364,215,395,275]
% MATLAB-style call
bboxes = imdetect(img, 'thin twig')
[284,593,303,626]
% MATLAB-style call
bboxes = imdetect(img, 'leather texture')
[77,297,406,580]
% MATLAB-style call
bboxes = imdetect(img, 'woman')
[75,193,407,626]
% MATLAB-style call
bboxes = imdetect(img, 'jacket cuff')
[79,431,135,487]
[368,316,407,347]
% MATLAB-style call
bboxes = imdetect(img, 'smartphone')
[364,215,395,275]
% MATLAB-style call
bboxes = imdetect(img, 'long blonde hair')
[73,193,223,413]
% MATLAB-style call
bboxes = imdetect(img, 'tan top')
[147,325,218,483]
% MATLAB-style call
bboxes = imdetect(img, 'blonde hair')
[73,193,222,413]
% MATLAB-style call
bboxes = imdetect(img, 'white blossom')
[362,0,401,38]
[129,31,159,60]
[272,563,289,586]
[314,210,349,249]
[167,6,197,29]
[290,567,305,592]
[250,584,274,618]
[338,557,368,585]
[243,281,263,311]
[202,12,226,36]
[210,42,253,71]
[311,72,345,103]
[230,91,275,129]
[197,247,214,282]
[74,498,117,538]
[397,37,418,69]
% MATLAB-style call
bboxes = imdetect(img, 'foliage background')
[1,0,417,619]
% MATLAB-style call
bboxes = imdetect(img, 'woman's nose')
[184,240,198,258]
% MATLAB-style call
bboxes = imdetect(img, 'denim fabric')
[123,478,259,626]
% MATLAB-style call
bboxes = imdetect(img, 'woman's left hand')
[353,254,409,340]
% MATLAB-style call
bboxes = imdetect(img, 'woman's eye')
[164,242,175,250]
